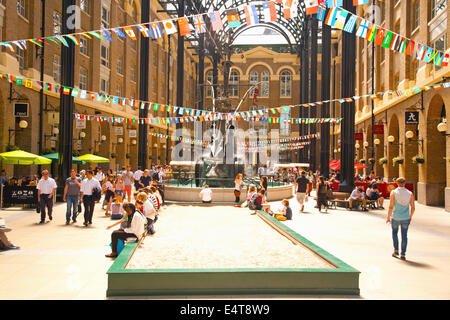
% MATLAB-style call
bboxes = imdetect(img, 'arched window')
[261,70,270,97]
[280,70,292,97]
[250,70,259,96]
[206,70,213,97]
[229,70,240,97]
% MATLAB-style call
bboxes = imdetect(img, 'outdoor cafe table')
[329,182,414,198]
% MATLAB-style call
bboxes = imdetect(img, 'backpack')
[152,172,160,181]
[248,193,258,210]
[92,187,102,202]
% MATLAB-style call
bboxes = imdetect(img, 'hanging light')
[131,139,137,145]
[19,120,28,129]
[437,119,448,133]
[101,135,107,141]
[374,138,381,145]
[405,131,414,140]
[355,143,360,149]
[79,131,86,139]
[53,127,59,135]
[118,138,124,143]
[363,141,369,148]
[388,135,395,143]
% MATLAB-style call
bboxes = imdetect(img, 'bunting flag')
[149,22,163,39]
[334,8,349,30]
[178,17,191,36]
[305,0,319,15]
[283,0,299,19]
[193,15,207,35]
[343,13,358,33]
[356,18,371,38]
[209,11,224,31]
[381,30,394,48]
[244,5,259,26]
[226,8,241,28]
[66,35,80,45]
[366,24,378,42]
[56,36,69,47]
[87,31,103,40]
[113,28,126,38]
[326,0,343,7]
[324,7,339,26]
[123,27,137,40]
[353,0,369,5]
[263,2,277,22]
[162,20,178,35]
[102,30,113,42]
[317,2,328,21]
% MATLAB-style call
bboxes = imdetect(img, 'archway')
[374,120,385,178]
[421,94,446,206]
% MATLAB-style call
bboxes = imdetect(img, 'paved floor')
[1,194,449,300]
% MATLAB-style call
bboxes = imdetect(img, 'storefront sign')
[405,112,419,125]
[129,130,137,138]
[14,103,29,117]
[2,186,38,205]
[75,118,86,129]
[114,126,123,136]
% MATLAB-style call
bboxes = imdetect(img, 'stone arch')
[421,94,446,206]
[374,120,385,177]
[387,113,400,180]
[276,65,296,76]
[244,62,274,77]
[365,124,373,176]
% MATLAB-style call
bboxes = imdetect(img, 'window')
[17,0,26,18]
[432,33,447,71]
[53,55,61,83]
[431,0,446,20]
[79,67,87,90]
[117,0,124,10]
[130,65,136,82]
[100,78,109,93]
[53,11,62,35]
[280,109,290,137]
[153,48,158,67]
[80,0,89,13]
[117,56,123,75]
[80,36,88,56]
[100,45,109,68]
[206,70,213,97]
[116,85,122,97]
[250,71,259,96]
[280,71,292,97]
[412,1,420,31]
[261,71,270,97]
[16,49,25,74]
[229,70,240,98]
[130,39,136,50]
[101,6,110,29]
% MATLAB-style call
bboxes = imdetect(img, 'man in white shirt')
[133,167,143,191]
[349,187,367,211]
[36,170,57,224]
[94,169,105,183]
[143,197,157,234]
[80,170,101,227]
[199,185,213,203]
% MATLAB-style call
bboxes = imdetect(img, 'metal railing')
[164,176,290,189]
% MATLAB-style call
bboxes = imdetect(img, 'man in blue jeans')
[386,177,415,261]
[63,169,81,225]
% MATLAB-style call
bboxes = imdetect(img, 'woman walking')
[115,174,125,203]
[104,176,115,216]
[316,176,329,213]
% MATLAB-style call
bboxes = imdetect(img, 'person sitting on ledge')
[105,203,146,259]
[255,189,274,215]
[274,199,292,221]
[349,187,368,211]
[199,185,213,204]
[366,184,385,209]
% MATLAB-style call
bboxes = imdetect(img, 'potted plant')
[126,154,131,159]
[379,157,388,165]
[72,150,80,157]
[392,157,404,166]
[6,145,20,152]
[412,155,425,164]
[369,158,376,165]
[110,153,116,159]
[359,159,366,164]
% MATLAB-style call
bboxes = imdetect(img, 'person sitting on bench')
[366,184,384,209]
[349,187,368,211]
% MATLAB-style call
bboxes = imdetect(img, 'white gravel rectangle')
[126,205,335,270]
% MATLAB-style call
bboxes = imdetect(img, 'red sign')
[374,124,384,135]
[355,132,364,141]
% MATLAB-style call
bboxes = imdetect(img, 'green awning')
[42,153,86,165]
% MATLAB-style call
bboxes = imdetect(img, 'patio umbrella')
[42,153,86,165]
[77,154,110,163]
[0,150,52,165]
[329,160,368,171]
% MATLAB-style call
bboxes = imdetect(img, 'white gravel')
[126,205,335,270]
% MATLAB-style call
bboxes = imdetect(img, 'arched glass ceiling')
[157,0,307,54]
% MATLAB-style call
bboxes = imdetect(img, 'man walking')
[63,169,81,225]
[133,167,143,191]
[386,177,415,261]
[80,170,101,227]
[36,170,57,224]
[295,171,309,213]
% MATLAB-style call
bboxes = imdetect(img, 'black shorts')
[368,194,380,200]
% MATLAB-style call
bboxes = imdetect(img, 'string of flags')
[0,0,373,53]
[247,133,320,147]
[3,70,449,123]
[306,3,449,67]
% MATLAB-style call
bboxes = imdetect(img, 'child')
[243,185,256,208]
[275,199,293,221]
[110,197,124,220]
[199,185,213,203]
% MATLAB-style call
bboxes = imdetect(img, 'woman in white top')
[234,173,244,207]
[104,176,115,216]
[199,185,213,203]
[137,192,157,235]
[105,203,145,258]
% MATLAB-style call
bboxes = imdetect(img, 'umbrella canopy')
[0,150,52,165]
[42,153,86,165]
[77,154,110,163]
[329,160,368,171]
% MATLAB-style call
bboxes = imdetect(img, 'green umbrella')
[42,153,86,165]
[0,150,52,165]
[77,154,110,163]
